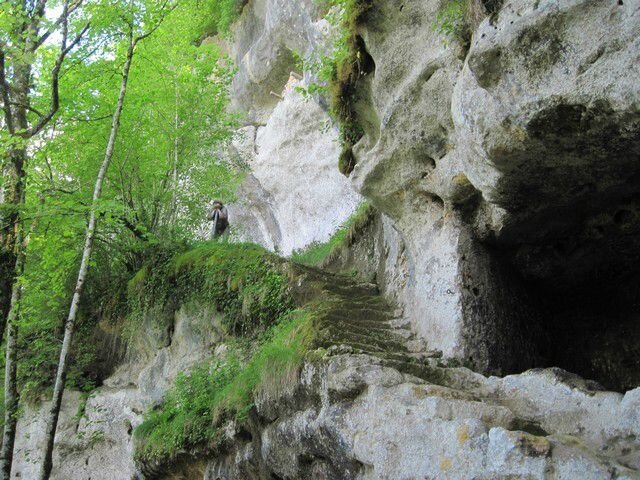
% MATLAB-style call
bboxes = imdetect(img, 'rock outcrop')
[224,0,361,254]
[349,0,640,383]
[11,303,224,479]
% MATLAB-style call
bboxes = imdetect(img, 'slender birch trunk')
[170,80,179,226]
[36,37,137,480]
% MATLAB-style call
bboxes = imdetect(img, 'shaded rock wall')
[347,0,640,382]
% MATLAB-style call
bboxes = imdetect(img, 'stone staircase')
[295,266,443,382]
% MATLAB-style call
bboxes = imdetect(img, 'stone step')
[320,332,408,354]
[377,359,452,385]
[332,300,391,311]
[321,318,395,336]
[351,349,439,363]
[322,283,379,297]
[317,339,390,354]
[330,307,395,321]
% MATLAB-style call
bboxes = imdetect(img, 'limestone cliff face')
[11,271,640,480]
[348,0,640,382]
[12,1,640,479]
[224,0,361,254]
[229,0,640,380]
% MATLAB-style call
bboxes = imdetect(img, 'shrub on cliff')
[201,0,248,37]
[127,242,295,339]
[133,308,318,465]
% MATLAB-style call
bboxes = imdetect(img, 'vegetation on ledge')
[130,242,346,467]
[291,202,375,267]
[127,242,294,339]
[133,306,322,465]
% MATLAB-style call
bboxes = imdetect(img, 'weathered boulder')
[204,355,640,479]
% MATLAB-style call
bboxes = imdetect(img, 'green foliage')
[200,0,247,37]
[134,308,317,463]
[17,218,102,401]
[127,242,294,339]
[291,202,374,266]
[5,0,241,402]
[134,352,242,460]
[433,0,472,47]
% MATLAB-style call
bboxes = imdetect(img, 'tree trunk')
[0,61,29,343]
[36,39,136,480]
[0,221,26,480]
[170,80,179,227]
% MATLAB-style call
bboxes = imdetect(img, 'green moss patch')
[296,0,374,176]
[200,0,248,38]
[127,242,294,339]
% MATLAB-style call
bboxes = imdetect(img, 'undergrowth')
[133,307,321,464]
[291,202,374,266]
[127,242,294,339]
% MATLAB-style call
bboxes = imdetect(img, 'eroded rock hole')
[339,35,378,176]
[482,0,504,16]
[536,273,640,392]
[480,231,640,392]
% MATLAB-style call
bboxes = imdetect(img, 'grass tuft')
[433,0,501,50]
[291,202,375,266]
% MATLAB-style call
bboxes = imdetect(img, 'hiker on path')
[208,200,229,240]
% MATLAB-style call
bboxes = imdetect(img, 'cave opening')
[533,268,640,392]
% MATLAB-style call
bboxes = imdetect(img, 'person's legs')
[209,214,219,241]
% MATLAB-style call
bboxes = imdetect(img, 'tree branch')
[32,0,84,52]
[120,216,149,241]
[8,102,44,118]
[27,22,90,137]
[134,0,176,44]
